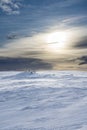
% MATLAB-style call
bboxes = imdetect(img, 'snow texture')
[0,71,87,130]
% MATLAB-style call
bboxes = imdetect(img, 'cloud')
[61,16,87,26]
[0,0,21,14]
[6,32,31,40]
[78,56,87,65]
[73,36,87,49]
[0,57,53,70]
[67,55,87,66]
[0,33,47,58]
[7,32,18,39]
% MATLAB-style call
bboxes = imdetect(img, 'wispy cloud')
[61,16,87,26]
[0,0,21,14]
[0,33,46,58]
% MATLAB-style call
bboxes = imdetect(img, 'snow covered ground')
[0,71,87,130]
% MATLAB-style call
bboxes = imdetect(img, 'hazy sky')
[0,0,87,70]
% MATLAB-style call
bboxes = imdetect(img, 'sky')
[0,0,87,70]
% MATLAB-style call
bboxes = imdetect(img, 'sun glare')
[45,31,69,52]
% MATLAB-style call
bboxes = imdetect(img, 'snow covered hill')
[0,71,87,130]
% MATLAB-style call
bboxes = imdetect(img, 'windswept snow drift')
[0,71,87,130]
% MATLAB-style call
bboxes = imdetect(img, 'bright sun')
[45,31,69,52]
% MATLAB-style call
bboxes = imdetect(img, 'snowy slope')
[0,71,87,130]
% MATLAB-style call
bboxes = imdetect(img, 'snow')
[0,71,87,130]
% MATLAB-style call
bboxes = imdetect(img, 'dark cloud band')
[0,57,53,71]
